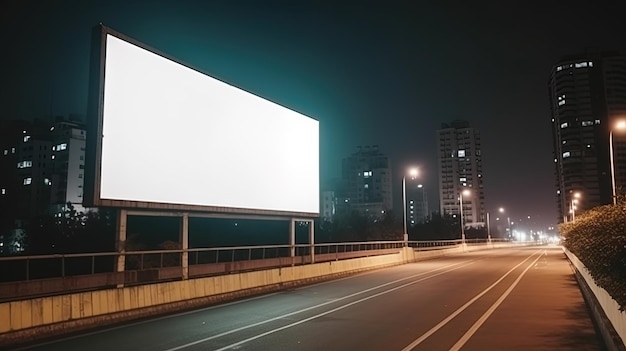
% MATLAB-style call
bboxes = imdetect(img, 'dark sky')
[2,0,625,230]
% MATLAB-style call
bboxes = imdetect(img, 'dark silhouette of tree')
[23,203,116,254]
[409,212,460,241]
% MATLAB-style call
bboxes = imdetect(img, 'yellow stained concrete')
[31,298,43,327]
[42,298,53,325]
[0,303,11,333]
[10,301,22,330]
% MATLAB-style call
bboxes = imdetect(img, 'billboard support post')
[290,219,296,266]
[308,220,315,264]
[180,213,189,280]
[115,208,127,288]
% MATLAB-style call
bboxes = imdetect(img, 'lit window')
[558,100,566,106]
[588,61,593,67]
[563,152,571,158]
[363,171,372,177]
[51,155,55,160]
[17,160,32,168]
[364,184,369,189]
[3,149,7,155]
[23,177,32,185]
[575,62,588,68]
[44,178,52,186]
[460,177,467,182]
[581,121,593,126]
[1,188,5,195]
[556,66,562,71]
[458,150,465,157]
[23,135,31,143]
[11,147,15,154]
[595,119,601,125]
[562,140,567,144]
[560,122,568,129]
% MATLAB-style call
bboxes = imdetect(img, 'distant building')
[437,120,485,226]
[320,190,336,222]
[49,116,87,216]
[548,50,626,222]
[407,183,429,226]
[0,116,88,221]
[337,146,393,219]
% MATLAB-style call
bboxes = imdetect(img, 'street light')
[570,192,581,222]
[459,189,471,245]
[487,207,505,243]
[402,168,419,245]
[610,119,626,205]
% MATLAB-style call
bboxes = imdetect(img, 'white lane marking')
[164,258,483,351]
[400,249,544,351]
[448,250,545,351]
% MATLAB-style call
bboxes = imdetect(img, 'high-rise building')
[437,120,485,226]
[548,50,626,223]
[49,116,87,216]
[338,145,393,219]
[406,183,428,226]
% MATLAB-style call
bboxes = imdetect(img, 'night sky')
[2,1,625,230]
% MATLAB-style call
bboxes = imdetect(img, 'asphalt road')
[13,246,604,351]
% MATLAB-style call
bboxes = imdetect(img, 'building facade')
[548,50,626,223]
[437,120,485,226]
[406,183,429,227]
[338,146,393,219]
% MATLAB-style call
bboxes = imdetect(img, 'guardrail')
[0,238,512,301]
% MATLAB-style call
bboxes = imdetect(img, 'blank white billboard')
[95,32,319,216]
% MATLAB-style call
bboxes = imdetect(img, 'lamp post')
[487,207,504,243]
[570,192,581,222]
[459,189,470,245]
[610,120,626,205]
[402,168,419,246]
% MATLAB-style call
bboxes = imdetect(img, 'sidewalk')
[462,246,605,350]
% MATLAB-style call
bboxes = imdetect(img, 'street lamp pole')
[486,211,490,243]
[610,120,626,205]
[459,189,470,245]
[402,168,418,246]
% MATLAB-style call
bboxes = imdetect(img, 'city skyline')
[2,1,626,230]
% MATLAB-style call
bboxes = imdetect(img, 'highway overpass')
[2,245,618,350]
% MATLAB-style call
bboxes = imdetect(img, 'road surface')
[14,246,604,351]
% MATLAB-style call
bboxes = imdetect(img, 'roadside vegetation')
[560,197,626,311]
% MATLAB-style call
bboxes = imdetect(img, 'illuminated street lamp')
[610,119,626,205]
[570,192,581,222]
[487,207,505,242]
[459,189,471,244]
[402,168,419,246]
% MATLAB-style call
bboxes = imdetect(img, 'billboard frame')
[84,24,319,218]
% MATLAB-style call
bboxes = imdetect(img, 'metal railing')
[0,238,518,301]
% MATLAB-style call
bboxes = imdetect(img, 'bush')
[560,200,626,311]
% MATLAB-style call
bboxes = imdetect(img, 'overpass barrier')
[0,240,521,347]
[564,248,626,350]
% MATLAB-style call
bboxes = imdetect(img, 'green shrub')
[560,200,626,311]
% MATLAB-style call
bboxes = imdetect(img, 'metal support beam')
[180,212,189,280]
[308,220,315,264]
[116,208,127,288]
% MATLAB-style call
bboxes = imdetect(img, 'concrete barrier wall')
[0,245,469,346]
[563,248,626,350]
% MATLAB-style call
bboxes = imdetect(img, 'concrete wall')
[0,245,470,346]
[564,248,626,351]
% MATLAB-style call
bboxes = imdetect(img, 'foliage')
[409,212,461,240]
[22,203,116,254]
[560,199,626,311]
[317,210,402,242]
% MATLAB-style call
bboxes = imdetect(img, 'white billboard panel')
[89,30,319,216]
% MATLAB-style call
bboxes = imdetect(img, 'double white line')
[401,249,545,351]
